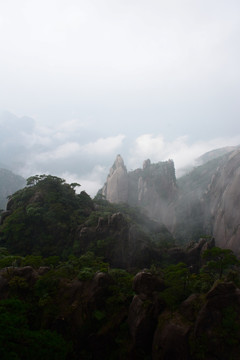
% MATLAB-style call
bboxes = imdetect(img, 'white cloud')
[21,131,53,148]
[58,118,88,133]
[82,134,125,155]
[61,165,107,197]
[128,134,240,177]
[33,133,125,165]
[36,142,81,162]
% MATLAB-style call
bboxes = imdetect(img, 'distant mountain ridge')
[0,168,26,210]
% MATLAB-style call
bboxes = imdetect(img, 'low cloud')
[82,135,125,156]
[61,165,108,197]
[36,142,81,162]
[128,133,240,176]
[2,112,240,197]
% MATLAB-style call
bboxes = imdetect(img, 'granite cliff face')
[101,155,177,227]
[101,155,128,204]
[101,149,240,253]
[205,150,240,252]
[174,149,240,252]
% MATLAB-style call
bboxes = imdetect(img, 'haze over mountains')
[1,110,240,197]
[100,148,240,253]
[2,126,240,254]
[1,108,240,253]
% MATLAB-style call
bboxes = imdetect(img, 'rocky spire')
[102,155,129,203]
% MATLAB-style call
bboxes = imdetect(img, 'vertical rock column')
[102,154,129,203]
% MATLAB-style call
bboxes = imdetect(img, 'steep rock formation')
[172,154,227,241]
[101,155,128,203]
[205,150,240,252]
[101,155,177,227]
[172,149,240,252]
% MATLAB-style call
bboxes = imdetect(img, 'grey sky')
[0,1,240,195]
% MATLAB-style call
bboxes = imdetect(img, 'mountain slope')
[0,168,26,210]
[205,149,240,253]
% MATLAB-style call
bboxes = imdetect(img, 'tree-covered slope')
[0,174,174,267]
[0,175,93,257]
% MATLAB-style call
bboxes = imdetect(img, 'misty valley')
[1,147,240,359]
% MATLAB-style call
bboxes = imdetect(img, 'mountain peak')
[113,154,125,169]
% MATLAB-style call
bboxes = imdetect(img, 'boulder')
[152,311,191,360]
[133,271,165,296]
[179,293,203,322]
[128,272,165,357]
[128,293,164,357]
[0,266,38,286]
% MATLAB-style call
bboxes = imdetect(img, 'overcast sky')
[0,0,240,196]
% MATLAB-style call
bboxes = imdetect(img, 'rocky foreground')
[0,260,240,360]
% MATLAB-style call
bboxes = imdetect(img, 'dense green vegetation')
[0,175,93,257]
[1,174,240,359]
[0,298,70,360]
[0,245,239,359]
[0,174,175,267]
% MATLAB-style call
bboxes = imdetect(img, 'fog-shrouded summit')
[101,155,128,204]
[101,149,240,254]
[101,154,177,226]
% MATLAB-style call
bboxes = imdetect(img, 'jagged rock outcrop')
[101,148,240,253]
[172,149,240,252]
[101,154,129,203]
[101,155,177,227]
